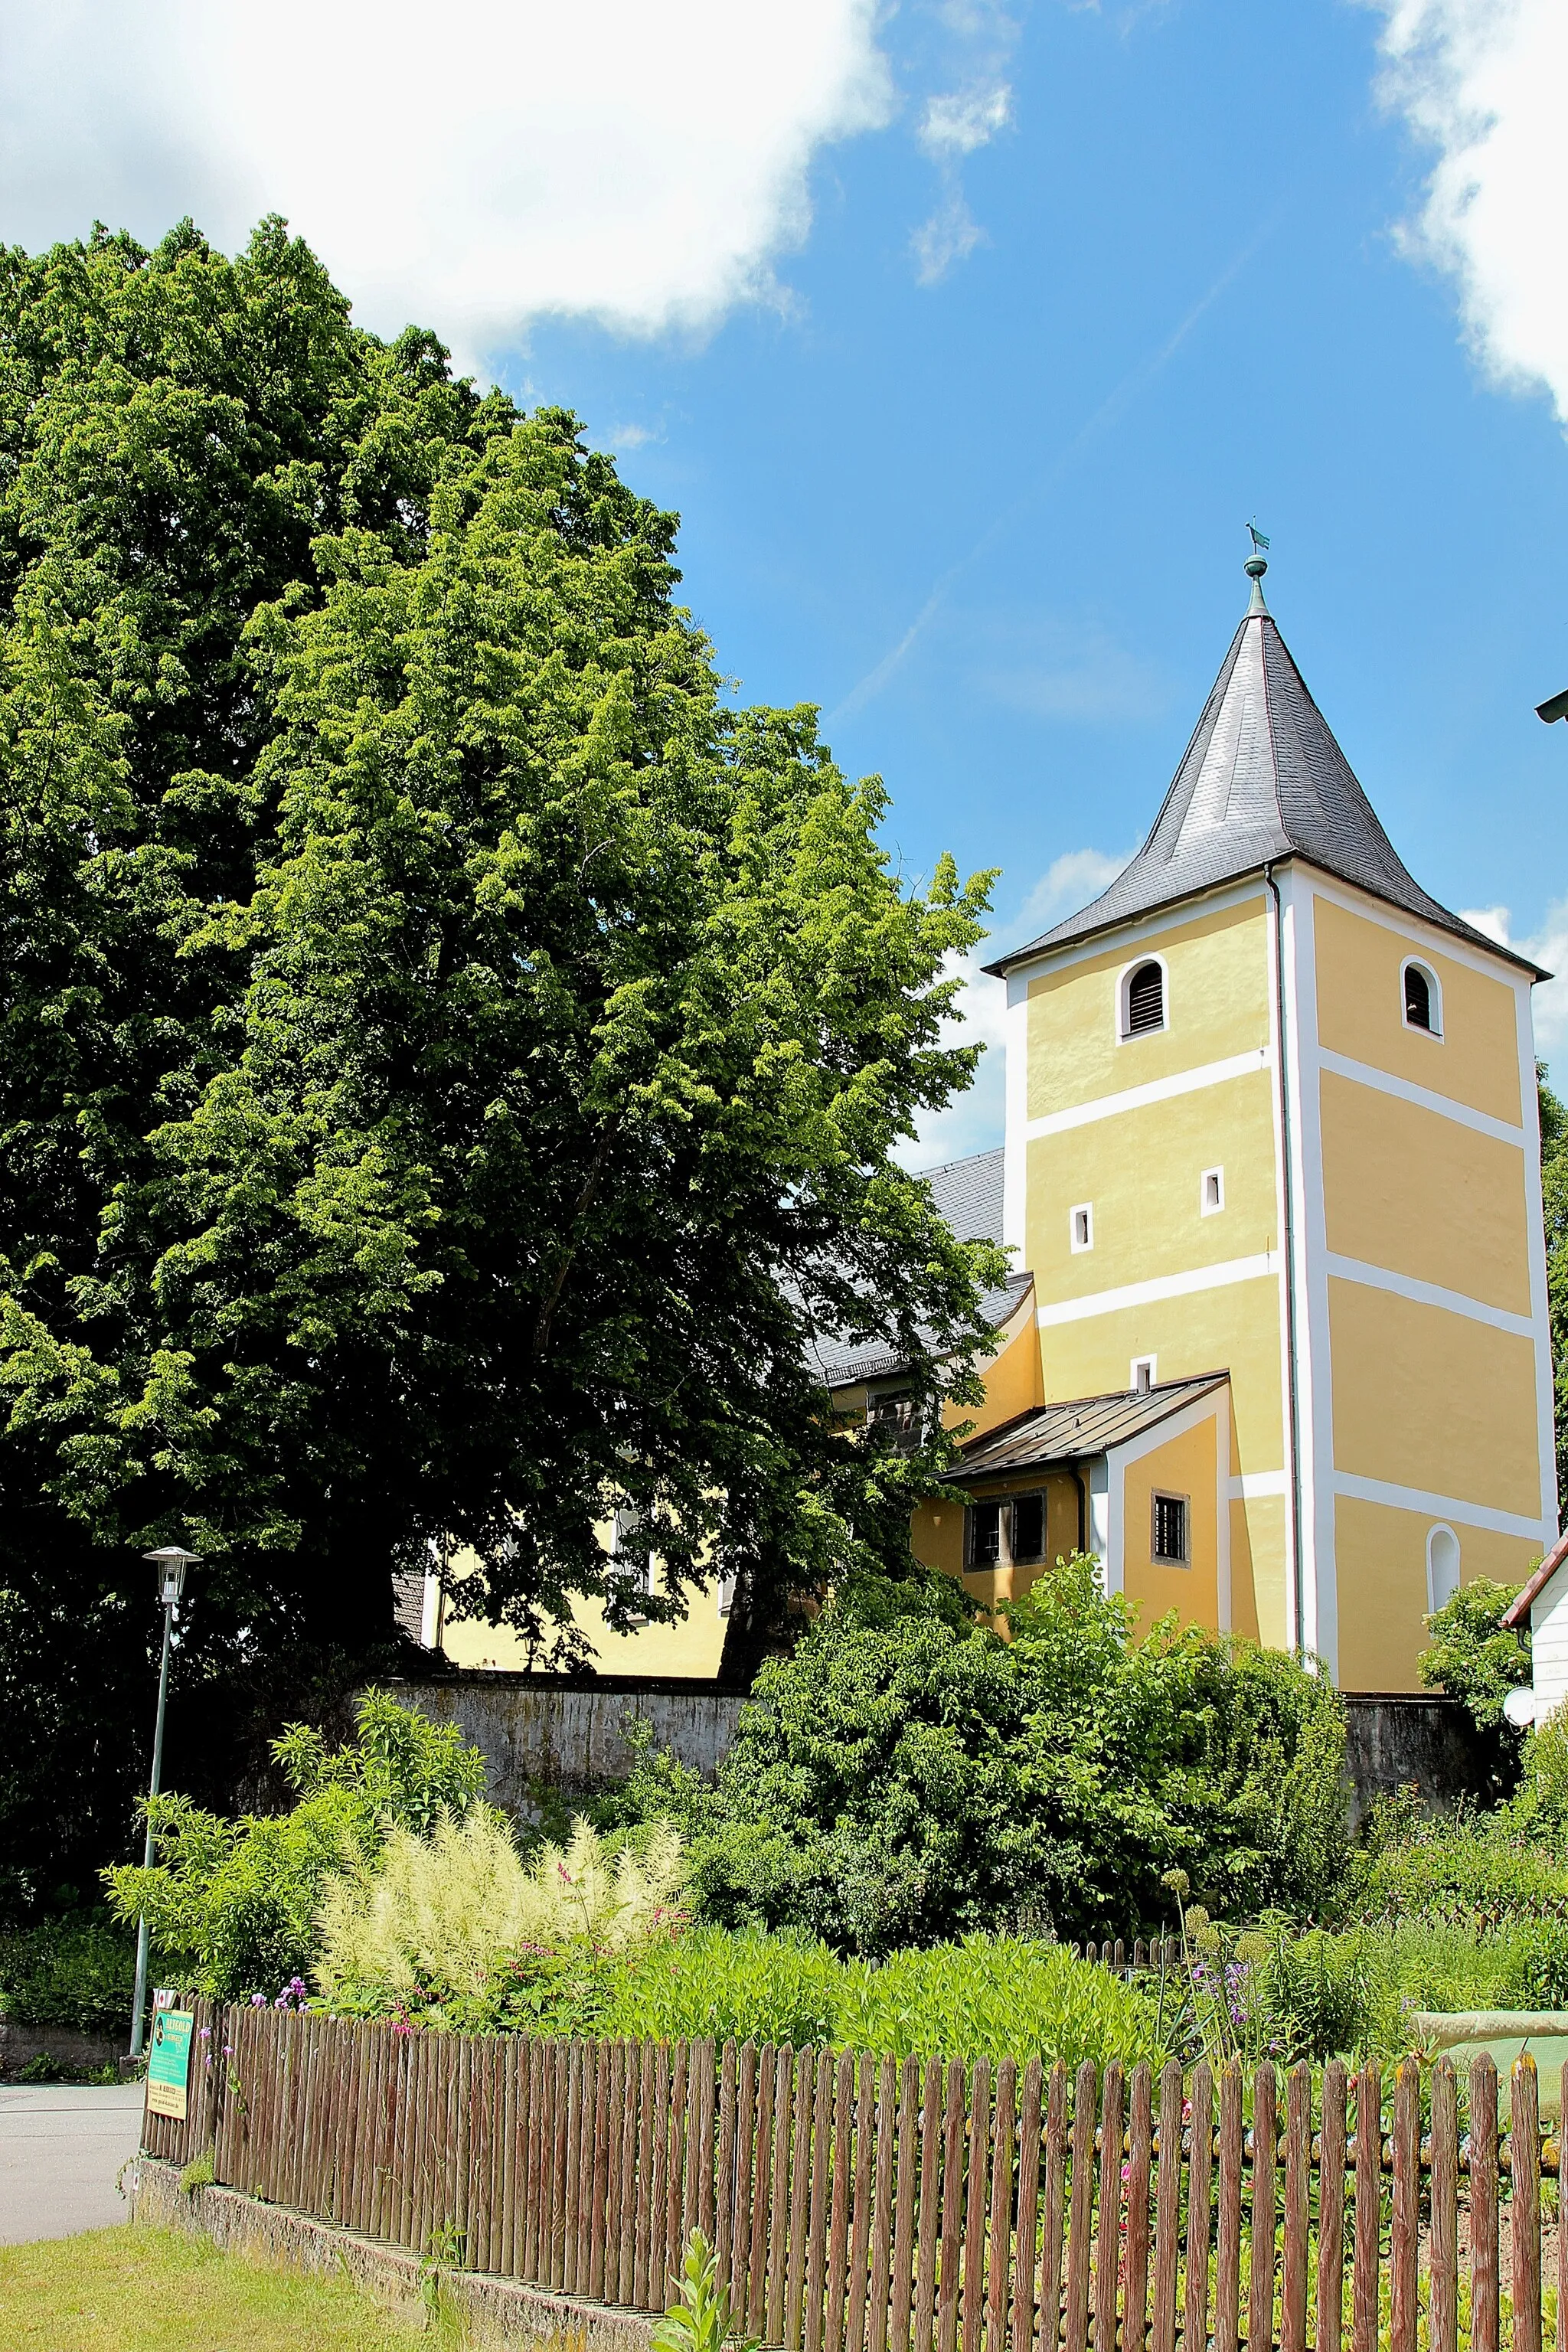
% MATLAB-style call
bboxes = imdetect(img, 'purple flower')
[250,1993,267,2007]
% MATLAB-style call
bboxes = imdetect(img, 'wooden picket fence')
[143,2000,1568,2352]
[1070,1939,1178,1976]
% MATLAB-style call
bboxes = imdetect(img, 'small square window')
[1070,1204,1094,1253]
[968,1501,1003,1568]
[1011,1491,1046,1564]
[1131,1355,1156,1395]
[1152,1491,1189,1566]
[1200,1167,1224,1216]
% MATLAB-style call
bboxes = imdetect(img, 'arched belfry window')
[1403,959,1442,1037]
[1121,958,1166,1040]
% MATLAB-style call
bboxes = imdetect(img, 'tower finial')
[1245,520,1269,614]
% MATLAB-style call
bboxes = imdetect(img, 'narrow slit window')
[968,1501,1003,1569]
[1123,959,1165,1038]
[1132,1355,1155,1395]
[1011,1492,1046,1565]
[1201,1166,1225,1216]
[1152,1491,1189,1566]
[1070,1204,1093,1253]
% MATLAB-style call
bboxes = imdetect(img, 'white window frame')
[1070,1202,1094,1253]
[1426,1523,1461,1617]
[1118,952,1169,1044]
[1401,956,1443,1040]
[1131,1354,1157,1394]
[1200,1165,1225,1217]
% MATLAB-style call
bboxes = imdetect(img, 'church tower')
[985,553,1557,1687]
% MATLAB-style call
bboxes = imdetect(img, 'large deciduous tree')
[0,217,1000,1893]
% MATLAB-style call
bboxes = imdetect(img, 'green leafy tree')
[613,1560,1349,1952]
[103,1691,487,1999]
[0,218,1001,1884]
[1417,1578,1530,1730]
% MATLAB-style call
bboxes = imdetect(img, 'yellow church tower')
[970,547,1557,1688]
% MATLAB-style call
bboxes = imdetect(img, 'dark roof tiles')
[988,588,1545,979]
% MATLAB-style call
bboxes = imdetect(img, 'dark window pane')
[1125,961,1165,1035]
[1011,1493,1045,1563]
[1152,1494,1187,1563]
[969,1502,1002,1567]
[1404,965,1432,1031]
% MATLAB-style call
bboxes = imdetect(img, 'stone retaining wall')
[131,2157,652,2350]
[0,2020,122,2080]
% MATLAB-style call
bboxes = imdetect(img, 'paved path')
[0,2082,144,2243]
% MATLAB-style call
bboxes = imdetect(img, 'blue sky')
[4,0,1564,1158]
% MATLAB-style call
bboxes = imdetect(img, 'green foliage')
[1418,1579,1531,1732]
[1246,1909,1568,2063]
[315,1812,685,2022]
[101,1692,486,2000]
[592,1926,1168,2074]
[178,2148,215,2196]
[655,2230,755,2352]
[611,1559,1349,1953]
[0,1913,155,2032]
[1344,1789,1568,1922]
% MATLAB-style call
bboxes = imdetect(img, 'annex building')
[423,554,1558,1692]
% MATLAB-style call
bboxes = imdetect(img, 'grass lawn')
[0,2225,437,2350]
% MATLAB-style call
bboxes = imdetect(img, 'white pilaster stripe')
[1316,1047,1525,1146]
[1323,1252,1537,1338]
[1332,1471,1551,1545]
[1036,1252,1276,1328]
[1230,1470,1288,1500]
[1024,1047,1270,1142]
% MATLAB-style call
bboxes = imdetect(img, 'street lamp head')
[142,1544,201,1607]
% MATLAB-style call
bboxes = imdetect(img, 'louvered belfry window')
[1404,962,1433,1032]
[1125,960,1165,1036]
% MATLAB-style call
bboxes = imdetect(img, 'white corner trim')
[1230,1469,1289,1500]
[1024,1047,1270,1142]
[1037,1252,1276,1330]
[1316,1047,1525,1146]
[1323,1252,1537,1338]
[1332,1471,1552,1546]
[420,1564,443,1650]
[1518,978,1560,1534]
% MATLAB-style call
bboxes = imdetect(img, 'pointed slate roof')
[987,567,1546,978]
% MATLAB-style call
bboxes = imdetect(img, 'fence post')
[1062,2060,1097,2352]
[1513,2056,1543,2352]
[1281,2065,1312,2352]
[1351,2063,1380,2352]
[1389,2057,1419,2352]
[1246,2063,1277,2352]
[1471,2056,1500,2352]
[1429,2057,1459,2352]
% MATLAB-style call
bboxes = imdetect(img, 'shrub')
[316,1813,685,2024]
[0,1913,163,2033]
[103,1693,488,2001]
[610,1560,1348,1952]
[1342,1792,1568,1924]
[1419,1580,1530,1731]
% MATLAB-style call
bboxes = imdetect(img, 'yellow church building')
[424,551,1557,1692]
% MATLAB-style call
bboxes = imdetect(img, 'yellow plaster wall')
[1119,1417,1220,1635]
[944,1311,1045,1438]
[1024,897,1270,1123]
[1328,1278,1544,1520]
[1039,1277,1282,1469]
[1312,894,1524,1128]
[436,1541,729,1679]
[1334,1494,1544,1691]
[912,1473,1083,1614]
[1228,1494,1268,1643]
[1319,1070,1533,1315]
[1025,1070,1278,1305]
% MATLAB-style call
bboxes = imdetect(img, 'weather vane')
[1247,521,1269,556]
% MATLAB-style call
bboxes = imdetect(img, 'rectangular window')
[968,1501,1003,1569]
[1011,1491,1047,1564]
[1152,1491,1189,1566]
[1070,1204,1093,1253]
[1131,1355,1156,1394]
[1200,1166,1224,1215]
[868,1387,918,1450]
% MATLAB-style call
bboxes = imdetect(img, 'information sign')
[145,2004,194,2118]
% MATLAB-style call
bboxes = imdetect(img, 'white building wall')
[1531,1563,1568,1718]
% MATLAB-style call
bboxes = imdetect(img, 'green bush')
[1342,1792,1568,1923]
[1419,1579,1530,1730]
[609,1560,1349,1953]
[0,1915,160,2033]
[103,1693,488,2001]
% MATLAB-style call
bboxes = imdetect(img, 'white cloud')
[898,850,1126,1169]
[912,190,987,286]
[920,85,1013,158]
[1459,899,1568,1063]
[1371,0,1568,421]
[0,1,893,355]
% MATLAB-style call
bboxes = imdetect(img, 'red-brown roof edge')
[1503,1528,1568,1627]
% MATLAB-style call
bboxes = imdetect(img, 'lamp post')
[128,1545,201,2061]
